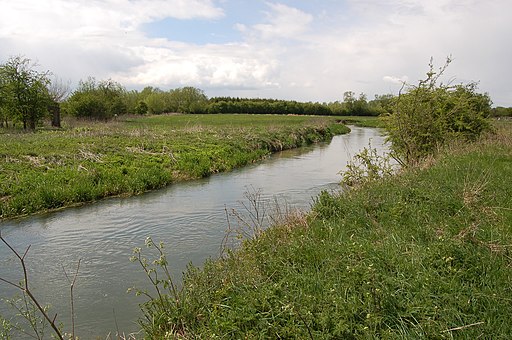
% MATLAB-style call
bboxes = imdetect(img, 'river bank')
[0,126,385,338]
[0,114,350,219]
[141,121,512,338]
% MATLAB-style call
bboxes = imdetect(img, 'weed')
[340,140,396,187]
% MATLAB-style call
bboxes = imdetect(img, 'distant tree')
[342,91,356,114]
[0,56,51,130]
[145,91,169,114]
[341,91,376,116]
[491,106,512,117]
[140,86,159,99]
[0,71,8,127]
[327,101,344,115]
[170,87,208,113]
[206,97,333,116]
[135,101,149,115]
[65,78,126,120]
[369,94,395,115]
[122,90,142,115]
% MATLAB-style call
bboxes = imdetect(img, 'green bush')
[384,58,492,165]
[65,78,127,120]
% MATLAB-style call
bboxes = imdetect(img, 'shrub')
[384,57,492,165]
[65,78,127,120]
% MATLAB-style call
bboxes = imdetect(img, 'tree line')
[1,55,510,130]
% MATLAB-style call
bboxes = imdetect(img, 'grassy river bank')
[0,114,349,219]
[140,121,512,338]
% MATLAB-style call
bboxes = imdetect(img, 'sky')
[1,0,511,106]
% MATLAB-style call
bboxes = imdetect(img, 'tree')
[384,57,491,165]
[169,87,208,113]
[369,94,395,115]
[0,56,51,130]
[65,78,127,120]
[145,91,169,114]
[0,71,9,127]
[135,100,149,115]
[491,106,512,117]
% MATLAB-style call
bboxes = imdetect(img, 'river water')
[0,127,387,338]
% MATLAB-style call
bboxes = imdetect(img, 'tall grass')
[0,114,348,219]
[138,121,512,338]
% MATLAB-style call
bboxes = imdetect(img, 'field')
[0,114,349,219]
[338,115,386,128]
[139,121,512,338]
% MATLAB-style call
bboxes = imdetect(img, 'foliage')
[138,123,512,338]
[340,141,395,187]
[129,237,185,338]
[2,295,52,339]
[207,94,394,117]
[384,57,492,165]
[0,56,52,130]
[116,86,208,115]
[328,93,392,117]
[342,91,373,116]
[64,77,127,120]
[144,89,168,115]
[491,106,512,117]
[0,114,348,219]
[1,315,12,339]
[135,100,149,115]
[170,86,208,113]
[207,97,332,115]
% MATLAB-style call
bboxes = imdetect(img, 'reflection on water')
[0,127,387,338]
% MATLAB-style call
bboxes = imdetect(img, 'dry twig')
[0,232,65,339]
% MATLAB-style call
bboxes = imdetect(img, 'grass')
[138,121,512,338]
[338,116,384,128]
[0,114,349,219]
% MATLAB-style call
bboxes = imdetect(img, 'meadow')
[0,114,349,219]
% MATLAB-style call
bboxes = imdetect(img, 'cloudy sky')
[1,0,511,106]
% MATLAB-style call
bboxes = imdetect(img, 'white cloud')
[251,2,314,40]
[0,0,511,105]
[0,0,223,41]
[0,0,224,85]
[116,42,280,90]
[383,76,409,84]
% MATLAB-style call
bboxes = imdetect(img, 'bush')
[65,78,127,120]
[384,57,492,165]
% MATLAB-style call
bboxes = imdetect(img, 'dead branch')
[0,231,64,340]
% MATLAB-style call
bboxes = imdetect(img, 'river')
[0,126,387,338]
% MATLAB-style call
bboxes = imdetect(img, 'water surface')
[0,127,387,338]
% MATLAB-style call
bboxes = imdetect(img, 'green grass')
[338,116,384,128]
[139,122,512,339]
[0,114,349,219]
